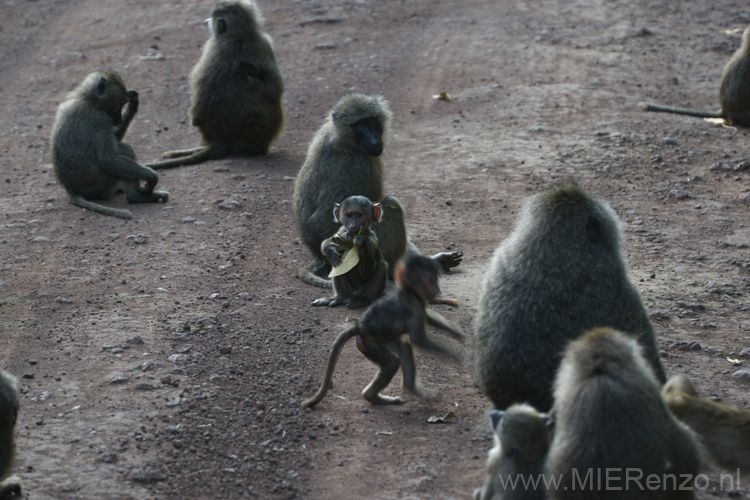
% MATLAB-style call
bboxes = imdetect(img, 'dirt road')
[0,0,748,498]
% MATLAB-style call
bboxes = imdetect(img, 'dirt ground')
[0,0,748,498]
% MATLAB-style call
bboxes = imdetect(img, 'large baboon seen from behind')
[474,184,666,412]
[147,0,284,168]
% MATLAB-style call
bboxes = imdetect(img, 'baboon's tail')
[145,144,222,169]
[70,194,133,219]
[300,325,359,409]
[638,102,721,118]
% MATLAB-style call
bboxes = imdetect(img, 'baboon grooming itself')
[547,328,703,500]
[51,71,168,219]
[662,374,750,473]
[301,254,463,408]
[293,93,462,289]
[473,404,551,500]
[312,196,387,309]
[147,0,284,169]
[640,25,750,126]
[473,184,665,412]
[0,369,21,498]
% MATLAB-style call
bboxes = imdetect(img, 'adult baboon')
[640,25,750,126]
[293,93,462,289]
[147,0,284,168]
[301,254,463,408]
[0,369,20,498]
[51,70,168,219]
[547,328,702,500]
[663,374,750,473]
[473,404,551,500]
[474,184,665,412]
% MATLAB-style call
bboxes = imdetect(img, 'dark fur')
[474,404,551,500]
[51,70,168,219]
[474,184,665,412]
[147,0,284,168]
[640,26,750,126]
[0,369,20,497]
[547,328,702,500]
[663,374,750,474]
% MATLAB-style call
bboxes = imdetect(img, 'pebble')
[731,369,750,384]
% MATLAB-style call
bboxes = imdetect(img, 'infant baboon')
[640,25,750,126]
[547,328,703,500]
[301,254,463,408]
[663,374,750,474]
[0,369,20,498]
[293,93,462,289]
[51,70,168,219]
[473,404,551,500]
[473,184,665,412]
[312,195,387,309]
[147,0,284,168]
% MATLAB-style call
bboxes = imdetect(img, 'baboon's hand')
[126,90,139,102]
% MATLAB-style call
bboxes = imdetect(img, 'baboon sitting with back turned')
[473,183,666,412]
[547,328,703,500]
[0,369,21,498]
[146,0,284,169]
[473,404,551,500]
[51,70,168,219]
[293,93,462,289]
[662,374,750,474]
[301,254,463,408]
[640,25,750,126]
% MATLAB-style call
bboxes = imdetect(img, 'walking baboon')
[640,25,750,126]
[473,184,665,412]
[51,70,168,219]
[293,93,462,289]
[663,374,750,473]
[0,369,20,498]
[473,404,551,500]
[547,328,703,500]
[147,0,284,169]
[301,254,463,408]
[312,195,387,309]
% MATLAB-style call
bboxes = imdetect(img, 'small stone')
[168,354,190,365]
[134,382,157,391]
[127,336,144,345]
[111,374,129,384]
[671,341,702,351]
[219,346,232,355]
[731,369,750,384]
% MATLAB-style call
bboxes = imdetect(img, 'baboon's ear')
[96,77,108,97]
[394,261,407,287]
[372,202,383,222]
[490,409,505,430]
[332,203,342,223]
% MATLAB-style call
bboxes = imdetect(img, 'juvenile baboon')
[640,25,750,126]
[312,196,387,309]
[663,374,750,473]
[301,254,463,408]
[0,369,20,498]
[293,93,462,289]
[473,184,666,412]
[51,70,168,219]
[473,404,551,500]
[147,0,284,169]
[547,328,703,500]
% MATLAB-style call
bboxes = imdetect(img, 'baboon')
[473,404,551,500]
[51,70,168,219]
[640,25,750,126]
[146,0,284,169]
[0,369,20,498]
[473,184,666,412]
[312,196,387,309]
[663,374,750,473]
[301,254,463,408]
[293,93,462,289]
[547,328,703,500]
